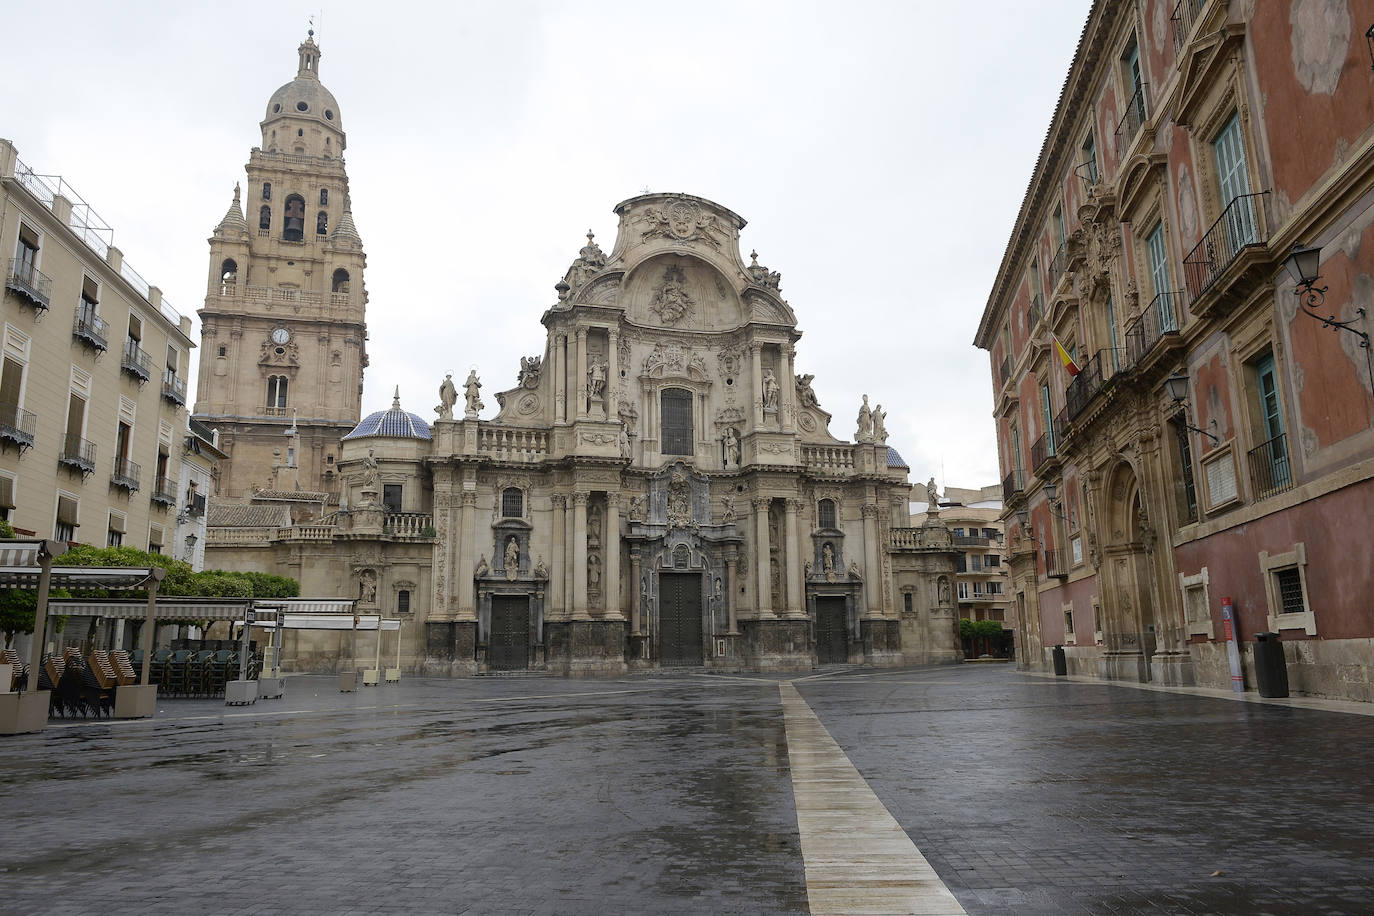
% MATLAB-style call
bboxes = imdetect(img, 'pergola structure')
[0,540,165,734]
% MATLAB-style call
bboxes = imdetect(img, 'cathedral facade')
[201,35,960,675]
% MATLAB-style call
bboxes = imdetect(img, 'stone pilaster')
[457,490,478,621]
[604,492,622,619]
[607,329,619,422]
[753,497,773,617]
[553,333,566,423]
[550,494,567,619]
[725,553,739,634]
[785,498,805,617]
[862,503,881,615]
[572,490,590,619]
[778,345,794,432]
[750,344,764,428]
[575,328,588,420]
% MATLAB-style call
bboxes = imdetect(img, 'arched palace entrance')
[1097,462,1159,682]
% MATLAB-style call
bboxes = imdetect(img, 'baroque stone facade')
[202,35,959,675]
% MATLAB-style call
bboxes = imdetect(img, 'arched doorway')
[1097,461,1157,682]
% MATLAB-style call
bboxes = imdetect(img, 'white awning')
[0,564,162,590]
[48,597,252,621]
[282,614,399,631]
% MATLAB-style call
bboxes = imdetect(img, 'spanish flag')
[1052,334,1080,377]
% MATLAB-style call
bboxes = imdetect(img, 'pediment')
[1117,153,1169,217]
[747,292,796,327]
[1174,25,1246,129]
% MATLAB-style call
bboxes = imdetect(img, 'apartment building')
[1,138,196,553]
[974,0,1374,700]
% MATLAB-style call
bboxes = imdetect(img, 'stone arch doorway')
[1098,461,1157,682]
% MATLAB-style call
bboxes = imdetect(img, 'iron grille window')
[383,484,403,513]
[502,487,523,518]
[817,499,836,529]
[1275,567,1305,616]
[397,590,410,614]
[661,388,693,455]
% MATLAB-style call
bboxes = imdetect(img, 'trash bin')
[1253,632,1289,698]
[1052,644,1067,676]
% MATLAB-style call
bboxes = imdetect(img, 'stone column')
[550,494,566,617]
[572,491,589,618]
[725,553,739,634]
[564,493,576,617]
[630,547,642,635]
[457,490,478,621]
[575,328,588,420]
[753,497,773,617]
[604,492,622,618]
[778,345,794,432]
[553,334,565,424]
[607,329,619,421]
[750,344,765,428]
[785,498,805,617]
[861,503,881,615]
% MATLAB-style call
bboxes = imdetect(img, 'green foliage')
[973,619,1005,639]
[0,518,14,538]
[959,618,976,639]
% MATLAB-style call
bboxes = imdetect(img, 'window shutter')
[0,476,13,509]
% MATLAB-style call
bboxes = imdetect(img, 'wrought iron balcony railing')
[1049,239,1070,290]
[1030,431,1058,472]
[1044,546,1069,579]
[186,492,208,517]
[111,457,141,492]
[72,307,108,351]
[1248,433,1293,500]
[121,340,153,382]
[998,355,1011,386]
[1115,82,1149,161]
[5,258,51,310]
[1171,0,1206,52]
[1183,192,1269,299]
[1002,468,1025,503]
[1029,293,1045,330]
[0,402,37,451]
[161,371,187,406]
[1125,290,1185,365]
[1064,348,1128,421]
[59,434,97,474]
[151,477,177,507]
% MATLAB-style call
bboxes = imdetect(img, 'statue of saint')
[437,373,457,420]
[588,552,602,589]
[762,369,780,410]
[856,395,872,441]
[504,536,520,580]
[822,542,836,578]
[720,494,737,524]
[588,359,607,400]
[464,370,483,416]
[475,555,488,578]
[872,404,887,443]
[628,494,647,522]
[926,476,939,508]
[938,576,951,604]
[360,449,379,492]
[723,427,740,466]
[796,373,819,408]
[533,556,548,579]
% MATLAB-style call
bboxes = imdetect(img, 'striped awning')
[48,597,253,621]
[282,614,399,631]
[0,565,162,590]
[256,598,359,614]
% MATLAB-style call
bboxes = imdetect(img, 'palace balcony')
[150,477,177,507]
[1064,348,1128,422]
[59,434,96,475]
[5,258,50,311]
[1115,83,1149,161]
[1043,546,1069,580]
[72,307,108,352]
[1248,433,1294,501]
[1125,290,1184,366]
[121,340,153,383]
[0,403,36,451]
[111,457,141,493]
[1183,191,1270,303]
[1002,468,1025,504]
[161,371,187,406]
[1171,0,1206,52]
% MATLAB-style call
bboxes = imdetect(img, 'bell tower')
[194,31,368,500]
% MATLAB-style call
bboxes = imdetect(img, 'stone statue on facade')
[856,395,872,441]
[628,494,647,522]
[436,373,457,420]
[475,555,488,578]
[587,358,607,401]
[588,504,602,549]
[796,373,819,408]
[938,576,951,604]
[464,370,483,417]
[872,404,887,443]
[588,552,602,589]
[619,422,631,459]
[533,556,549,579]
[518,355,542,389]
[720,494,737,525]
[359,568,377,604]
[667,470,691,528]
[822,542,836,581]
[504,536,520,580]
[360,449,379,495]
[926,476,940,508]
[848,559,862,579]
[723,427,740,466]
[762,369,780,410]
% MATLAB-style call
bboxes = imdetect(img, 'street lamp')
[1042,482,1070,520]
[1164,373,1219,443]
[1280,243,1374,396]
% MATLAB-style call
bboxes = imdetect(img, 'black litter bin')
[1052,644,1068,676]
[1253,632,1289,698]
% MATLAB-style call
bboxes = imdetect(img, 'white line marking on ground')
[779,682,966,915]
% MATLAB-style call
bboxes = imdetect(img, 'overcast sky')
[6,0,1088,489]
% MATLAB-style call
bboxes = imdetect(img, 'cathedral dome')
[343,390,431,441]
[262,33,344,137]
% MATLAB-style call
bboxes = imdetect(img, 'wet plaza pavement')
[1,665,1372,915]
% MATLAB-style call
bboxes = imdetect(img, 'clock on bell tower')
[192,30,368,501]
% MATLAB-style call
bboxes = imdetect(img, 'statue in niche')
[926,476,940,507]
[822,542,836,581]
[762,369,780,410]
[628,494,647,522]
[619,423,630,458]
[588,504,602,549]
[720,494,737,524]
[464,370,483,417]
[872,404,887,443]
[504,536,520,581]
[588,552,602,590]
[587,358,607,401]
[667,471,691,528]
[714,577,723,601]
[856,395,872,441]
[804,558,813,579]
[938,576,950,604]
[723,427,740,466]
[359,569,377,604]
[649,264,695,324]
[848,559,862,579]
[360,449,379,493]
[475,555,488,578]
[533,556,549,580]
[796,373,819,408]
[436,373,457,420]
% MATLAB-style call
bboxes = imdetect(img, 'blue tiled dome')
[343,390,431,441]
[886,446,909,469]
